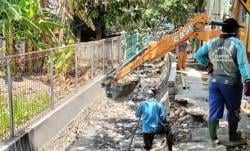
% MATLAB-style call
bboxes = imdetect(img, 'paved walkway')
[173,62,250,151]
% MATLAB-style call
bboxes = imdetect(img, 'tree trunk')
[5,22,14,56]
[231,0,240,20]
[95,25,103,40]
[94,15,105,40]
[58,0,66,42]
[94,4,105,40]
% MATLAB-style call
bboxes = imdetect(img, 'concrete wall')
[0,52,177,151]
[0,75,105,151]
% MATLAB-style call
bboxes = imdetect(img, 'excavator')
[102,1,250,99]
[240,0,250,14]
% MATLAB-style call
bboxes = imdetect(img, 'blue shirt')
[135,99,166,133]
[195,36,250,85]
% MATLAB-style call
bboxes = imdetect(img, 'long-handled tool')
[160,122,173,151]
[128,117,141,151]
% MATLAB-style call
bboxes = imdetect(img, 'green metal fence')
[122,30,167,60]
[122,32,151,60]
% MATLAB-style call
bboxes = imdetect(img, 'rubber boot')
[228,122,242,141]
[208,120,220,146]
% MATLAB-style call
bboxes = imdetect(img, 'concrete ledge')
[167,62,177,100]
[1,75,105,151]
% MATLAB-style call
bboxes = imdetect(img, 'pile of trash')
[169,100,207,144]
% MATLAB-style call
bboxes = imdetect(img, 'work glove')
[206,62,213,74]
[244,79,250,96]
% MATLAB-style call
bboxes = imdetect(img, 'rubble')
[175,98,188,106]
[169,101,207,144]
[128,59,170,102]
[42,57,250,151]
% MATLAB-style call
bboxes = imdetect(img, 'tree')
[0,0,23,56]
[70,0,205,40]
[0,0,63,74]
[71,0,155,39]
[0,0,63,54]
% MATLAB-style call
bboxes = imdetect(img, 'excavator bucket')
[101,47,149,99]
[103,80,138,100]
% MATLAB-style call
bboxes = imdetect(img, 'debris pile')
[169,100,207,144]
[128,60,170,102]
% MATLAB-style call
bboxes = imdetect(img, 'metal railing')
[123,30,172,60]
[0,36,123,141]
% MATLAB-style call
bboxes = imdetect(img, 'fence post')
[75,46,78,87]
[6,57,14,137]
[50,51,55,109]
[91,44,94,79]
[135,30,139,53]
[117,38,120,63]
[119,36,122,63]
[111,39,114,66]
[102,40,105,72]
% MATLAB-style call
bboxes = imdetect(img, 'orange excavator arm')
[239,0,250,14]
[102,1,250,99]
[106,14,220,82]
[102,13,221,98]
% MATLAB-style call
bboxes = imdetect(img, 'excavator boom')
[239,0,250,13]
[102,13,221,99]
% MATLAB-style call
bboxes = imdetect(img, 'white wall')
[207,0,225,20]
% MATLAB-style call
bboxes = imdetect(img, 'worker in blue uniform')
[195,18,250,146]
[136,89,167,150]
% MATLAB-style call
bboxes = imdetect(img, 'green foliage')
[0,101,9,139]
[0,92,50,139]
[0,0,63,53]
[13,92,50,125]
[54,46,75,75]
[71,0,207,34]
[17,0,63,48]
[47,39,75,76]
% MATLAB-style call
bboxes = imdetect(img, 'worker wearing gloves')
[135,89,167,151]
[195,18,250,146]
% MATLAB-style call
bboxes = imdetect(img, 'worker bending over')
[195,18,250,146]
[135,89,167,150]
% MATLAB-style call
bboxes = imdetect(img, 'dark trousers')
[208,82,242,124]
[143,133,155,150]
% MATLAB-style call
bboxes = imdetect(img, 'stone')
[76,147,86,150]
[186,108,206,118]
[182,123,188,128]
[168,82,175,87]
[168,87,176,95]
[133,143,143,148]
[208,145,227,151]
[220,139,247,148]
[178,115,190,123]
[173,142,218,151]
[192,128,209,142]
[180,110,187,117]
[175,99,188,106]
